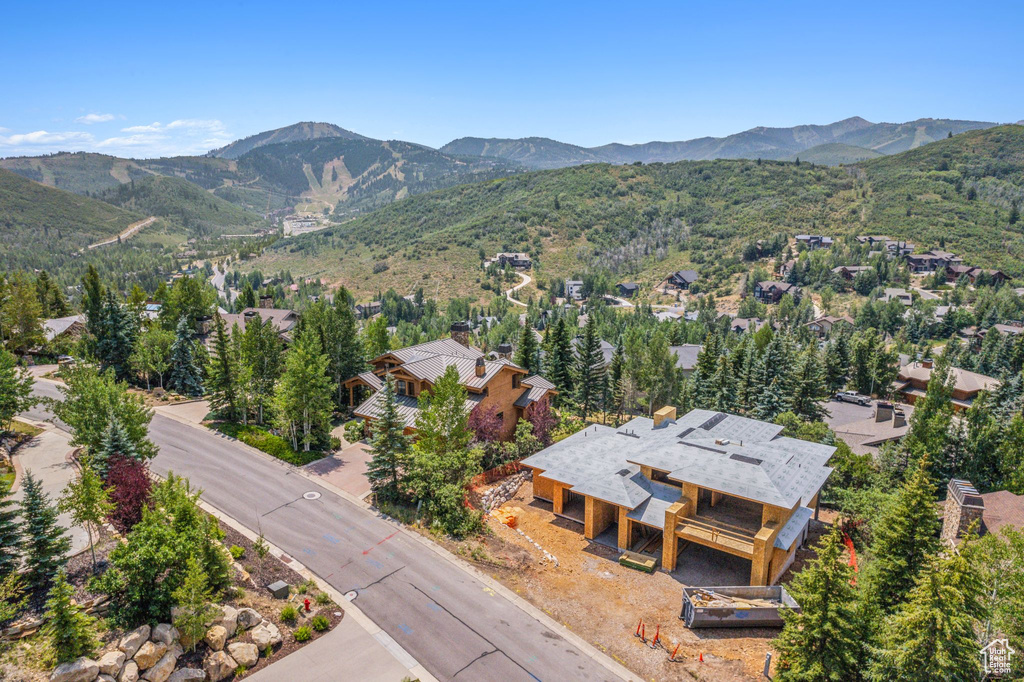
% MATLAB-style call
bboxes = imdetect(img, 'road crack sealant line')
[153,409,642,682]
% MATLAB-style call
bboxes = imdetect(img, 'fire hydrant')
[303,598,311,613]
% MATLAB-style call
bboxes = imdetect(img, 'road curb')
[156,413,640,681]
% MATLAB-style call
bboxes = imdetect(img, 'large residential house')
[616,282,639,298]
[488,252,532,269]
[521,407,834,586]
[42,314,87,344]
[565,280,585,301]
[806,314,854,339]
[667,270,699,290]
[355,301,382,318]
[669,345,702,377]
[753,281,799,304]
[344,325,556,440]
[946,265,1010,286]
[198,304,299,347]
[831,265,872,281]
[856,235,914,258]
[895,359,1000,411]
[905,250,963,273]
[880,287,914,307]
[795,234,833,250]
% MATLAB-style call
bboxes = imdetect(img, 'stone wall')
[479,470,531,512]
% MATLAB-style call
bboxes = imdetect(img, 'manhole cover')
[344,591,357,602]
[303,491,322,500]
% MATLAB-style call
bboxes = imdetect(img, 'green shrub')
[280,605,298,623]
[229,545,245,560]
[329,436,342,451]
[311,614,329,632]
[343,420,364,443]
[210,423,323,465]
[314,592,331,605]
[293,625,312,642]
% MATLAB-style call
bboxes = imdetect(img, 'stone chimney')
[196,315,212,335]
[921,358,934,369]
[496,343,514,361]
[450,321,471,348]
[875,401,893,423]
[892,408,907,429]
[259,294,274,310]
[653,405,677,429]
[942,479,985,544]
[474,357,486,377]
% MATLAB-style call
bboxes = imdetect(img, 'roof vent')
[715,438,731,446]
[616,468,631,477]
[729,453,763,466]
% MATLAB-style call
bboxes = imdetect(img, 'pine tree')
[300,296,363,410]
[822,338,849,393]
[513,321,540,375]
[866,455,941,613]
[774,530,866,682]
[709,355,737,413]
[58,457,113,573]
[238,280,257,309]
[573,315,605,419]
[42,570,98,664]
[95,291,137,381]
[609,343,626,423]
[789,348,830,421]
[753,376,790,422]
[873,548,986,681]
[171,555,218,652]
[206,314,239,420]
[546,318,575,402]
[19,472,70,596]
[240,315,283,424]
[366,375,412,503]
[0,486,22,579]
[93,415,140,479]
[691,333,721,405]
[80,265,105,336]
[167,316,203,397]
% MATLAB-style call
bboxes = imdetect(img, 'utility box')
[267,581,290,599]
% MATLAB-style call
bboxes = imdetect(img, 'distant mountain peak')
[208,122,371,159]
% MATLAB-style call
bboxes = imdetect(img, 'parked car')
[834,391,871,406]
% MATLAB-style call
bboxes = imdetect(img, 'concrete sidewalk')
[247,615,413,682]
[153,399,211,424]
[10,422,90,555]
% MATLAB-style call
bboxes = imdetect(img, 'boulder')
[50,658,100,682]
[216,605,239,634]
[150,623,178,646]
[204,625,227,652]
[167,642,183,660]
[236,607,262,630]
[166,670,204,682]
[117,661,139,682]
[132,641,167,670]
[140,653,176,682]
[227,642,259,668]
[118,625,151,659]
[99,676,116,682]
[97,651,126,677]
[203,651,237,682]
[250,621,282,649]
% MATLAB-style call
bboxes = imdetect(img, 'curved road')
[505,272,531,307]
[26,380,628,682]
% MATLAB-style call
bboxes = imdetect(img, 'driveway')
[304,441,373,498]
[824,399,875,429]
[505,272,531,308]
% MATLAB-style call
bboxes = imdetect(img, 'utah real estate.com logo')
[981,638,1015,677]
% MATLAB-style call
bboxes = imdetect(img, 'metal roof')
[354,388,483,429]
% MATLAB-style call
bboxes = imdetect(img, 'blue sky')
[2,1,1021,158]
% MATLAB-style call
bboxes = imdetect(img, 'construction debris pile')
[688,589,781,609]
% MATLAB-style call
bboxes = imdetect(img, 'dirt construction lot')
[475,480,830,682]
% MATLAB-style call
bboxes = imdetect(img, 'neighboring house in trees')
[667,270,699,290]
[42,315,87,344]
[946,265,1010,285]
[905,250,963,273]
[488,252,532,269]
[355,301,382,318]
[616,282,639,298]
[794,234,833,250]
[197,307,299,348]
[806,315,854,339]
[880,288,913,307]
[669,344,702,377]
[753,281,799,304]
[894,359,1000,411]
[344,324,556,440]
[831,265,872,281]
[565,280,585,301]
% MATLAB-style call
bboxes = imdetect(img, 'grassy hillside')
[208,121,368,159]
[0,152,154,195]
[97,175,266,235]
[440,137,606,169]
[0,167,148,270]
[789,143,884,165]
[248,125,1024,301]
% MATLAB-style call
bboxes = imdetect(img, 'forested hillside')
[252,125,1024,300]
[207,121,368,159]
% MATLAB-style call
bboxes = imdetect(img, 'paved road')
[87,216,157,249]
[505,272,531,308]
[28,380,620,682]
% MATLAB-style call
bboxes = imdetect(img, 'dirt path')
[87,215,157,249]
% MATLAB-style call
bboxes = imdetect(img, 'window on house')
[397,380,407,396]
[496,412,504,423]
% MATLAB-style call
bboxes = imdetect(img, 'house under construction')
[521,407,835,586]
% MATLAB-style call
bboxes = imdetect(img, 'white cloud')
[76,113,116,124]
[0,118,233,158]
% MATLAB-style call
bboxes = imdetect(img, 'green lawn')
[208,422,325,466]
